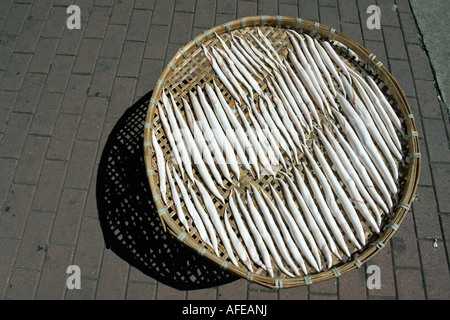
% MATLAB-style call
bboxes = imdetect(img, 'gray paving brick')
[28,93,62,136]
[389,58,415,97]
[257,0,278,15]
[84,6,111,39]
[338,267,368,300]
[0,33,17,70]
[99,24,127,59]
[442,214,450,259]
[144,25,170,59]
[0,53,32,91]
[72,217,105,279]
[13,135,49,185]
[31,160,66,213]
[308,277,337,295]
[117,41,145,78]
[164,43,181,66]
[107,77,137,119]
[156,282,186,299]
[247,287,279,300]
[395,0,412,12]
[279,3,298,18]
[298,0,319,21]
[0,183,35,240]
[175,0,196,13]
[170,12,194,45]
[361,24,384,43]
[0,239,20,299]
[14,211,53,270]
[237,1,257,18]
[135,58,164,99]
[126,9,153,42]
[318,0,336,6]
[1,3,30,35]
[0,158,17,212]
[13,73,46,113]
[383,26,408,60]
[378,0,400,27]
[399,12,420,45]
[415,80,443,119]
[50,188,87,246]
[73,0,94,24]
[0,112,32,158]
[88,59,118,98]
[127,266,157,284]
[217,279,248,300]
[125,282,157,300]
[28,0,52,21]
[309,293,338,300]
[338,0,360,24]
[46,114,79,161]
[82,165,98,218]
[44,55,75,93]
[72,38,102,75]
[60,74,91,115]
[431,163,450,214]
[0,91,16,133]
[94,0,114,6]
[41,6,66,39]
[418,239,450,299]
[407,44,434,81]
[278,283,308,300]
[28,38,59,74]
[215,12,235,27]
[64,140,98,189]
[392,210,421,268]
[57,28,83,56]
[135,0,155,10]
[0,0,13,21]
[51,0,73,7]
[95,249,129,299]
[413,186,442,239]
[14,20,44,53]
[341,22,363,45]
[319,5,340,30]
[4,269,39,300]
[151,0,176,26]
[187,287,218,300]
[217,0,237,14]
[35,244,73,300]
[109,0,134,25]
[422,118,450,163]
[395,268,426,300]
[363,40,388,71]
[77,97,108,140]
[194,0,216,29]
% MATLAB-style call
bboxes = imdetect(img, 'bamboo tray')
[143,16,420,289]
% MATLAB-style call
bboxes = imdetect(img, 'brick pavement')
[0,0,448,300]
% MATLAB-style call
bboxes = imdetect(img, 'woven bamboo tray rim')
[143,15,421,289]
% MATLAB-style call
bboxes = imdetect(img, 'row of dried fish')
[151,27,404,277]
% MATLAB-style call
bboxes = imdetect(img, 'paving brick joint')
[0,0,448,300]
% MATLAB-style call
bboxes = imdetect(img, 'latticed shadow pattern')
[96,90,239,290]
